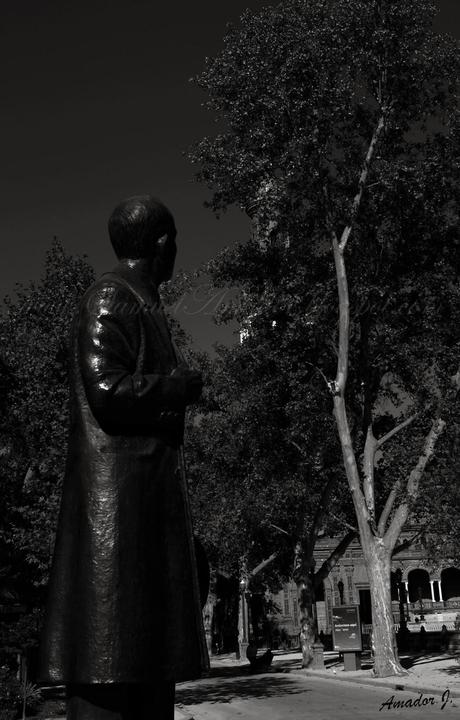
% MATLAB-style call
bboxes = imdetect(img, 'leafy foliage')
[0,240,94,616]
[182,281,353,587]
[415,417,460,560]
[190,0,460,671]
[190,0,460,550]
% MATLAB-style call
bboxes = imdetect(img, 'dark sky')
[1,0,459,350]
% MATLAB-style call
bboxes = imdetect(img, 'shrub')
[0,665,43,719]
[0,665,21,720]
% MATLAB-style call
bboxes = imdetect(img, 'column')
[332,572,340,607]
[438,580,444,602]
[430,580,435,602]
[324,585,332,634]
[242,591,248,643]
[346,570,354,604]
[403,581,410,621]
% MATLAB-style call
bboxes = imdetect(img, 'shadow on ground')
[401,653,456,670]
[273,659,302,673]
[176,674,309,705]
[439,665,460,677]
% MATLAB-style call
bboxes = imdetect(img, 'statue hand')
[171,363,203,404]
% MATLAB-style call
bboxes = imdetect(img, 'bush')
[0,665,43,719]
[0,709,16,720]
[0,665,21,720]
[23,682,43,715]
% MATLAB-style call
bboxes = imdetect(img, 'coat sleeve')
[77,281,187,427]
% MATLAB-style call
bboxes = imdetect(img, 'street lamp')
[238,576,251,659]
[395,569,408,631]
[240,577,248,642]
[395,568,409,650]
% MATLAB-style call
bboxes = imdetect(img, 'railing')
[412,621,456,631]
[363,621,457,634]
[408,600,460,611]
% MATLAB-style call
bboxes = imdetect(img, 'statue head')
[108,195,177,283]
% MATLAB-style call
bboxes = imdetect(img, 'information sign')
[331,605,362,652]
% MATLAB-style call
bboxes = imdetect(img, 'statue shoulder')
[79,276,139,321]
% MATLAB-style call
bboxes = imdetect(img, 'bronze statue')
[39,196,209,719]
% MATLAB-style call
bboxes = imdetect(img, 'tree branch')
[450,368,460,392]
[339,114,386,252]
[289,439,309,460]
[376,414,418,449]
[249,553,278,580]
[363,425,377,525]
[331,236,369,533]
[21,464,35,489]
[406,418,446,499]
[308,475,337,548]
[392,529,422,557]
[304,361,332,391]
[329,512,359,535]
[314,530,357,587]
[268,523,290,537]
[332,235,349,395]
[369,415,418,534]
[358,311,375,434]
[378,479,401,536]
[384,417,446,551]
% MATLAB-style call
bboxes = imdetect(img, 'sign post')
[331,605,363,671]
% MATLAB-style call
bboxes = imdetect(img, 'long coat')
[39,263,208,685]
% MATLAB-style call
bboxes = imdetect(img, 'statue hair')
[108,195,176,260]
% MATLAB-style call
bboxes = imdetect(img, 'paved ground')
[174,648,460,719]
[282,648,460,695]
[206,647,460,694]
[176,669,458,719]
[41,648,460,719]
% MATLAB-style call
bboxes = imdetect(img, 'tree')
[412,413,460,563]
[184,344,300,655]
[183,288,356,664]
[190,0,460,676]
[0,241,94,646]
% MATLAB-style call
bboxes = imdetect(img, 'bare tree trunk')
[363,537,405,676]
[296,532,356,667]
[236,553,277,659]
[330,232,407,677]
[203,591,216,656]
[323,103,450,678]
[237,587,249,659]
[298,570,317,668]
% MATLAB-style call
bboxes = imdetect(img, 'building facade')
[271,532,460,640]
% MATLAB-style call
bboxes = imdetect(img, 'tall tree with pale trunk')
[191,0,460,676]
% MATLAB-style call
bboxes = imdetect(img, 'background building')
[271,531,460,643]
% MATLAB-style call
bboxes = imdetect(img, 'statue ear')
[155,234,169,253]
